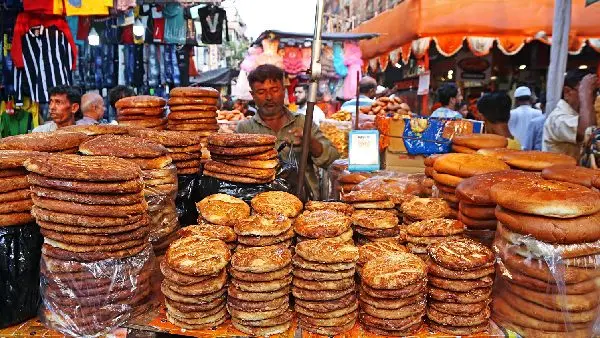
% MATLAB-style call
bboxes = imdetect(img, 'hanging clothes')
[255,39,283,69]
[114,0,136,12]
[197,5,228,44]
[282,46,304,75]
[342,41,362,100]
[321,45,336,78]
[152,6,165,43]
[22,0,62,15]
[11,12,78,70]
[163,3,186,45]
[333,42,347,77]
[64,0,112,16]
[0,108,33,137]
[21,26,74,103]
[240,46,262,73]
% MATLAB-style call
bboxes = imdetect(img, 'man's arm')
[309,122,340,168]
[577,74,598,142]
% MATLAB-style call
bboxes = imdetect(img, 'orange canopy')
[353,0,600,62]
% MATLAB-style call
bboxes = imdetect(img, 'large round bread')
[60,125,129,136]
[170,86,219,98]
[28,173,143,194]
[24,154,141,182]
[204,160,276,179]
[541,165,599,188]
[452,134,508,149]
[455,170,540,205]
[428,237,494,270]
[490,179,600,218]
[0,150,44,169]
[295,238,358,264]
[401,198,452,220]
[234,214,291,236]
[304,201,354,215]
[177,223,237,242]
[207,144,273,156]
[476,147,520,159]
[433,153,510,178]
[79,135,167,158]
[115,95,166,109]
[501,151,577,171]
[168,97,218,106]
[31,186,143,206]
[208,133,276,147]
[196,193,250,226]
[358,239,408,266]
[340,190,388,203]
[0,132,87,152]
[361,252,426,289]
[294,210,351,238]
[231,245,291,273]
[128,129,204,147]
[31,195,146,217]
[351,209,398,230]
[251,191,303,218]
[405,218,464,237]
[496,206,600,244]
[166,235,230,276]
[211,149,278,161]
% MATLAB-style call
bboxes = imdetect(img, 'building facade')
[323,0,402,32]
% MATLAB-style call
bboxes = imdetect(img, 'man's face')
[91,100,105,121]
[49,94,77,125]
[251,79,285,117]
[294,87,307,106]
[563,85,580,110]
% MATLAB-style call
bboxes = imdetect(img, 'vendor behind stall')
[236,65,339,200]
[32,86,80,133]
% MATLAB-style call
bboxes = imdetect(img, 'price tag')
[348,130,380,172]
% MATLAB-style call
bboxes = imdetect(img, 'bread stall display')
[204,134,278,184]
[167,87,220,134]
[292,238,359,335]
[78,135,179,252]
[341,191,398,243]
[431,153,509,217]
[115,95,167,130]
[25,154,153,336]
[426,237,495,335]
[490,179,600,338]
[359,252,427,336]
[129,129,208,176]
[161,235,230,329]
[228,245,293,335]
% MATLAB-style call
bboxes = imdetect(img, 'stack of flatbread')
[196,193,250,249]
[205,133,278,184]
[161,235,231,329]
[167,87,219,134]
[0,131,88,154]
[0,150,42,227]
[24,154,153,336]
[60,124,130,136]
[79,135,179,249]
[116,95,167,130]
[129,129,209,176]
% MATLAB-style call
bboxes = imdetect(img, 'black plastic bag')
[198,142,300,204]
[0,222,43,328]
[175,174,202,227]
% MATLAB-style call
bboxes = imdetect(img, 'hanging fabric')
[197,5,229,44]
[342,41,363,100]
[163,3,186,45]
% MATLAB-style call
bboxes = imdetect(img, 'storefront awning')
[194,68,239,86]
[353,0,600,63]
[253,30,378,45]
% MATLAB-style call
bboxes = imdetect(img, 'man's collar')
[557,99,578,115]
[252,107,298,129]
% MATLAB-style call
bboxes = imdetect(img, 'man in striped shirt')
[32,86,80,132]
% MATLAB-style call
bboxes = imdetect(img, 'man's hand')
[577,74,598,143]
[579,74,598,97]
[288,127,323,157]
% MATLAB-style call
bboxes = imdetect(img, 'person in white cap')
[509,86,542,149]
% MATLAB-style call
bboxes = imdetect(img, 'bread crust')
[25,154,141,182]
[170,86,220,98]
[42,242,148,261]
[358,239,408,266]
[0,212,34,226]
[208,144,274,156]
[292,276,354,291]
[459,202,496,219]
[491,179,600,218]
[231,309,293,327]
[168,97,218,106]
[541,164,599,187]
[431,170,463,187]
[456,170,542,205]
[458,212,497,230]
[451,144,477,153]
[231,320,291,336]
[208,133,276,147]
[211,149,278,161]
[230,264,292,282]
[28,173,143,194]
[213,158,279,170]
[115,95,166,108]
[251,191,303,218]
[0,175,28,193]
[227,284,289,302]
[166,235,230,276]
[127,156,173,169]
[433,153,509,178]
[168,111,217,121]
[167,123,219,132]
[118,118,166,129]
[428,286,492,304]
[305,201,354,215]
[231,245,291,273]
[296,238,358,264]
[406,218,464,236]
[362,252,426,289]
[41,226,148,245]
[292,254,354,272]
[204,160,276,178]
[0,132,87,152]
[196,193,250,226]
[295,293,356,313]
[427,306,490,326]
[178,224,236,242]
[294,210,351,238]
[0,150,44,169]
[340,190,388,202]
[168,105,218,113]
[129,129,205,147]
[427,260,495,280]
[60,124,130,135]
[429,299,490,315]
[501,150,577,171]
[32,195,146,217]
[401,197,452,220]
[428,237,494,270]
[427,321,489,335]
[31,186,142,206]
[453,133,508,149]
[236,228,294,246]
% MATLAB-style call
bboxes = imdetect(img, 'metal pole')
[354,70,360,130]
[545,0,572,115]
[296,0,325,198]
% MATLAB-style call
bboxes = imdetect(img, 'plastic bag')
[142,165,180,248]
[199,142,298,203]
[175,173,202,227]
[353,171,427,203]
[0,222,43,328]
[492,222,600,337]
[39,245,156,337]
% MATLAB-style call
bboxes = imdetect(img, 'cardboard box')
[382,150,425,174]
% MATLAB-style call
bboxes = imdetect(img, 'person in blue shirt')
[430,83,463,119]
[340,76,377,112]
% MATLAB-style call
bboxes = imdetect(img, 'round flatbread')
[401,197,452,220]
[295,238,358,264]
[0,175,29,193]
[129,129,204,147]
[170,86,220,98]
[25,154,141,182]
[501,151,577,171]
[211,149,278,161]
[166,235,231,276]
[79,135,167,158]
[28,173,143,194]
[118,118,166,129]
[203,170,274,184]
[0,150,44,169]
[31,195,146,217]
[351,209,398,230]
[455,170,540,205]
[207,144,274,156]
[234,214,291,237]
[251,191,303,218]
[208,133,276,148]
[204,160,276,179]
[362,252,426,289]
[428,237,494,270]
[453,134,508,149]
[168,97,218,106]
[433,153,510,178]
[196,193,250,226]
[295,210,351,238]
[31,186,143,206]
[59,125,130,136]
[491,179,600,218]
[541,164,599,188]
[0,132,87,152]
[231,245,291,273]
[115,95,166,109]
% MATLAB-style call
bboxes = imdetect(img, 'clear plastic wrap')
[39,245,156,337]
[0,222,43,328]
[142,165,180,247]
[320,119,351,158]
[353,171,428,203]
[492,223,600,337]
[326,159,349,200]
